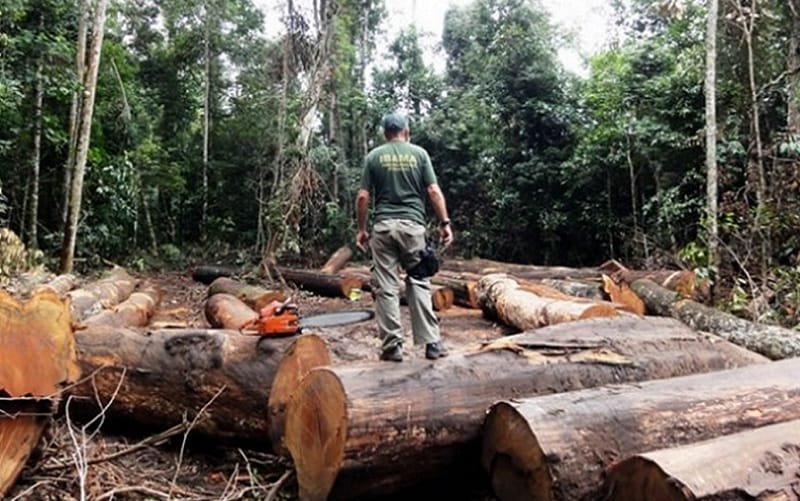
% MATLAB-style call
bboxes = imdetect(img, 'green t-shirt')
[360,140,438,225]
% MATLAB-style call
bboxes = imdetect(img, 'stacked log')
[400,282,454,311]
[539,278,603,300]
[207,276,285,310]
[432,274,479,308]
[481,357,800,501]
[441,259,601,280]
[204,293,259,330]
[0,290,80,496]
[277,316,766,500]
[83,282,163,328]
[31,273,79,297]
[603,419,800,501]
[632,278,800,359]
[320,246,353,274]
[277,267,363,298]
[477,274,617,330]
[67,267,138,321]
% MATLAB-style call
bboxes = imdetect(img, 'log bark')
[207,276,286,311]
[478,274,617,330]
[204,293,259,330]
[603,419,800,501]
[441,259,601,280]
[280,316,766,500]
[632,278,800,359]
[277,267,363,298]
[32,274,79,297]
[83,282,163,328]
[67,267,138,321]
[320,246,353,274]
[71,326,303,447]
[0,290,79,497]
[191,265,237,285]
[481,357,800,501]
[431,275,479,308]
[539,279,603,300]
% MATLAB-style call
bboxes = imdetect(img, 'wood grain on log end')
[339,275,363,297]
[284,368,347,501]
[432,286,455,311]
[267,334,332,454]
[602,457,689,501]
[0,414,46,496]
[482,401,551,501]
[204,293,258,330]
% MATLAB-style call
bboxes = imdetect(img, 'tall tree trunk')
[202,2,211,241]
[789,1,800,133]
[705,0,719,286]
[62,0,89,230]
[60,0,108,273]
[28,42,44,249]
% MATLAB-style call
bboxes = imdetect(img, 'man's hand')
[356,229,370,252]
[439,224,454,250]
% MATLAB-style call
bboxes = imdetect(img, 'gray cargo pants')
[370,219,440,351]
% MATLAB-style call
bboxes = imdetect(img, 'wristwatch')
[439,219,451,228]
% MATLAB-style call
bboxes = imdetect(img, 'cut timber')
[204,293,259,330]
[431,275,479,308]
[632,278,800,359]
[67,267,138,321]
[192,264,237,285]
[281,316,766,500]
[277,267,362,298]
[71,327,303,447]
[0,290,80,497]
[603,419,800,501]
[400,283,454,311]
[32,273,78,297]
[602,275,645,315]
[267,334,331,452]
[481,357,800,501]
[207,276,286,310]
[539,279,603,300]
[320,246,353,274]
[83,282,163,328]
[601,259,704,299]
[442,259,601,280]
[339,267,371,292]
[478,274,617,330]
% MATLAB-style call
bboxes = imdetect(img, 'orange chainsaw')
[243,298,374,337]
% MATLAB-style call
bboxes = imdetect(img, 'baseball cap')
[382,112,408,132]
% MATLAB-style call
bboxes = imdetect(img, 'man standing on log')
[355,112,454,362]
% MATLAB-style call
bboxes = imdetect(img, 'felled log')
[280,316,766,500]
[601,259,705,300]
[602,275,645,315]
[632,278,800,359]
[478,274,617,330]
[442,259,601,280]
[339,267,372,292]
[277,267,363,298]
[481,357,800,501]
[399,283,454,311]
[539,279,603,300]
[603,419,800,501]
[71,327,303,447]
[67,267,138,321]
[0,290,79,496]
[31,273,78,297]
[191,264,237,285]
[320,246,353,274]
[83,282,163,328]
[207,276,285,311]
[204,293,259,330]
[431,275,479,308]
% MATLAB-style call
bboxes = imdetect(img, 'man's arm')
[355,188,370,251]
[427,183,453,248]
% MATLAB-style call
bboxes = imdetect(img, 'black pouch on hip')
[407,242,439,279]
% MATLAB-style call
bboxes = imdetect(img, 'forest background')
[2,0,800,325]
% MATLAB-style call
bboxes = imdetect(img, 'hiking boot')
[380,345,403,362]
[425,342,448,360]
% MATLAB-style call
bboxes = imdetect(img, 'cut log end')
[284,368,348,501]
[0,415,46,496]
[204,293,258,330]
[267,334,332,453]
[482,402,551,501]
[603,458,690,501]
[432,286,455,311]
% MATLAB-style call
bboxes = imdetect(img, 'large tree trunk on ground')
[204,293,259,330]
[191,265,237,285]
[207,276,285,310]
[82,282,162,328]
[279,316,766,500]
[399,283,454,311]
[432,275,479,308]
[71,326,302,447]
[478,274,617,330]
[441,259,601,280]
[320,246,353,274]
[32,274,79,297]
[539,279,603,300]
[0,290,79,497]
[603,419,800,501]
[632,278,800,359]
[67,267,138,321]
[277,267,363,298]
[481,357,800,501]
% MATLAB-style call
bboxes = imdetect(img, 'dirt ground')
[7,270,511,500]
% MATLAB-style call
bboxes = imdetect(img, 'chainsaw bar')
[298,309,374,329]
